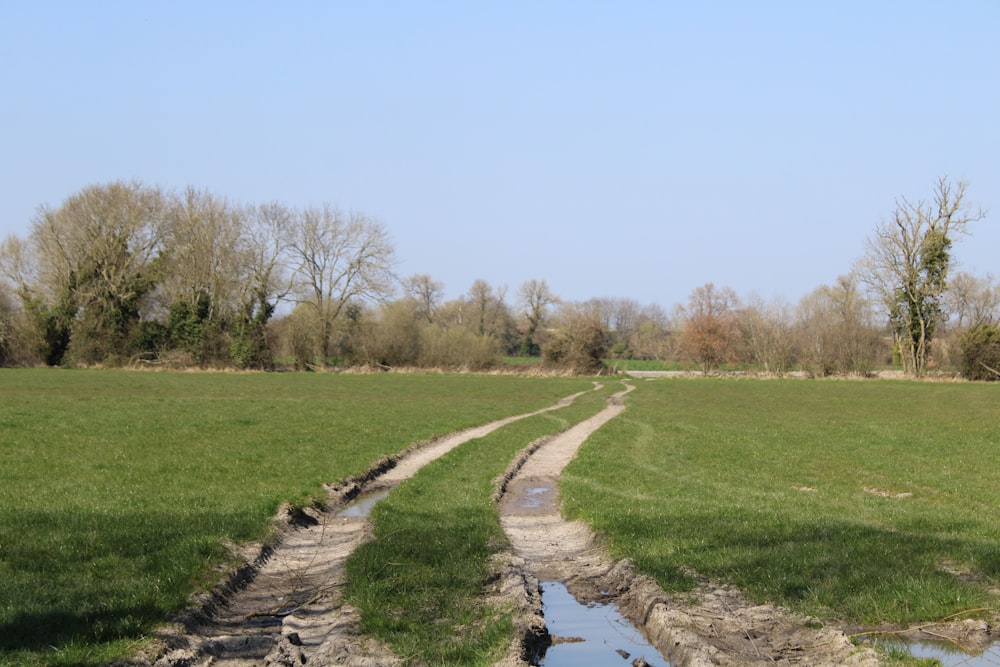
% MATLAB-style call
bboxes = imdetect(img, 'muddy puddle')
[538,581,670,667]
[334,487,391,518]
[866,637,1000,666]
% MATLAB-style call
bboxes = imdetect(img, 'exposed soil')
[493,384,884,666]
[140,392,592,667]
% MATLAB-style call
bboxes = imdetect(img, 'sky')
[1,1,998,311]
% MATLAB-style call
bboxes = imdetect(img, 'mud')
[493,383,884,667]
[140,390,593,667]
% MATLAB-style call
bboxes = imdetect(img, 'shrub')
[961,323,1000,381]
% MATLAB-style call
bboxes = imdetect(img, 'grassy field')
[5,370,1000,665]
[0,369,590,667]
[563,378,1000,627]
[344,383,619,664]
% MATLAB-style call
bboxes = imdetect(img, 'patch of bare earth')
[136,392,593,667]
[492,384,882,667]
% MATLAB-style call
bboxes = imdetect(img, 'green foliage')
[229,292,275,370]
[22,292,75,366]
[167,293,210,354]
[0,369,590,665]
[563,379,1000,626]
[960,322,1000,381]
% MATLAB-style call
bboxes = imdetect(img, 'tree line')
[1,178,997,378]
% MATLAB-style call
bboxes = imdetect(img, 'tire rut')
[494,383,882,667]
[144,388,597,667]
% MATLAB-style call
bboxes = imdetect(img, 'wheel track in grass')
[493,382,883,667]
[145,387,598,667]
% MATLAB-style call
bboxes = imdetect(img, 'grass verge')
[0,369,591,667]
[343,382,620,665]
[562,378,1000,627]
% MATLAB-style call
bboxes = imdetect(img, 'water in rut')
[539,581,669,667]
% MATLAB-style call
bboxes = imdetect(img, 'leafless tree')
[517,278,558,356]
[858,177,986,376]
[677,283,740,373]
[159,187,244,322]
[738,294,795,375]
[402,273,444,324]
[467,279,510,339]
[796,274,883,376]
[945,271,999,330]
[630,303,674,361]
[286,204,396,364]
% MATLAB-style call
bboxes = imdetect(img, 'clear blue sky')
[2,1,997,310]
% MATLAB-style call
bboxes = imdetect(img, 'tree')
[543,302,609,374]
[796,275,883,376]
[517,279,557,356]
[677,283,739,373]
[29,181,167,364]
[859,178,986,376]
[467,279,512,339]
[961,323,1000,381]
[228,202,292,369]
[945,271,999,331]
[158,187,244,365]
[629,303,674,361]
[738,294,795,375]
[402,273,444,324]
[0,235,39,364]
[286,205,396,365]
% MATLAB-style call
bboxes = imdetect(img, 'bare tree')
[402,273,444,324]
[738,294,795,375]
[228,202,293,368]
[859,177,986,376]
[796,274,883,376]
[630,303,674,361]
[286,204,396,364]
[677,283,740,373]
[160,187,244,322]
[518,278,557,356]
[467,279,511,339]
[945,271,999,330]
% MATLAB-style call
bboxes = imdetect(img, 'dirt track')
[144,391,592,667]
[142,382,889,667]
[493,383,882,667]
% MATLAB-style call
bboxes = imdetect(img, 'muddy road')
[143,382,884,667]
[147,390,592,667]
[494,384,881,667]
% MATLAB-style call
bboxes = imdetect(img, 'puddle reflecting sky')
[522,486,551,509]
[335,488,391,518]
[869,637,1000,666]
[539,581,669,667]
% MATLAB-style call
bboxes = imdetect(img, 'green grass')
[344,382,621,665]
[0,369,591,667]
[562,378,1000,627]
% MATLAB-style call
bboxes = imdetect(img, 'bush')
[418,325,501,370]
[961,323,1000,381]
[543,315,609,374]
